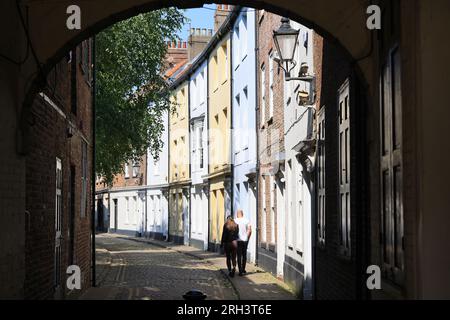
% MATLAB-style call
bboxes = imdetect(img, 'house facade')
[168,81,191,244]
[256,10,285,277]
[231,8,258,263]
[281,21,318,298]
[146,109,170,240]
[189,61,209,250]
[97,157,147,236]
[25,40,94,299]
[207,33,232,252]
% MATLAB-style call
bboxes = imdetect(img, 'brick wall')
[24,42,93,299]
[107,157,147,189]
[313,35,368,299]
[256,10,285,274]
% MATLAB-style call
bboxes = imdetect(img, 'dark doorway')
[113,199,118,232]
[97,199,104,232]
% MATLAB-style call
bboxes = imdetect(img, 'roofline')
[168,6,242,90]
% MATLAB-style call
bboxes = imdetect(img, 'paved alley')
[80,234,296,300]
[80,234,236,300]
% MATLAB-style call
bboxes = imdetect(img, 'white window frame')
[338,79,351,257]
[198,124,204,170]
[295,166,304,253]
[125,197,130,224]
[242,86,249,151]
[132,161,139,178]
[270,175,276,244]
[81,141,88,218]
[317,107,326,246]
[200,70,206,105]
[269,50,274,119]
[380,46,404,285]
[241,12,248,61]
[54,157,63,286]
[260,64,266,126]
[234,25,240,69]
[132,196,137,225]
[153,159,160,176]
[287,160,293,248]
[192,78,197,111]
[124,162,130,178]
[261,176,267,243]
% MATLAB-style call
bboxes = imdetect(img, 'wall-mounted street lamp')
[273,17,299,78]
[273,17,316,106]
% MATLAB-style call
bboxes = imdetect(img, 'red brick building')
[24,40,94,299]
[256,10,285,276]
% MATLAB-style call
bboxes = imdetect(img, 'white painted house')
[231,8,258,263]
[282,21,316,299]
[189,60,209,250]
[146,110,170,240]
[109,186,146,236]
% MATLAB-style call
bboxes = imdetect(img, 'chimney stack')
[165,39,188,70]
[188,27,213,61]
[214,4,233,33]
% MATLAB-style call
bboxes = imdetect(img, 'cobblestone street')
[80,234,296,300]
[80,234,236,300]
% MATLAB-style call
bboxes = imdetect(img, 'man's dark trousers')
[237,241,248,273]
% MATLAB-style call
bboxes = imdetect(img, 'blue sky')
[177,4,216,40]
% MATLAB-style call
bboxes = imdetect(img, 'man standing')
[235,209,252,276]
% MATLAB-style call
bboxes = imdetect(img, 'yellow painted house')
[168,81,191,244]
[206,34,232,251]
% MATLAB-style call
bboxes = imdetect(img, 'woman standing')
[220,216,239,277]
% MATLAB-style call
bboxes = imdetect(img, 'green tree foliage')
[95,8,186,185]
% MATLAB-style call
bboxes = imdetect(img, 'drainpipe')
[91,35,96,287]
[230,26,234,220]
[167,109,171,242]
[145,172,148,238]
[254,10,260,267]
[188,80,192,246]
[108,189,111,233]
[206,62,211,251]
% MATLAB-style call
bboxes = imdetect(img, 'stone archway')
[18,0,372,113]
[3,0,450,300]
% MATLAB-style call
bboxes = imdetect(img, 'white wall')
[146,109,169,238]
[147,110,169,187]
[231,8,257,262]
[189,61,208,185]
[283,21,315,298]
[109,190,144,234]
[188,60,209,249]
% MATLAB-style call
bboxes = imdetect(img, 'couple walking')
[220,209,252,277]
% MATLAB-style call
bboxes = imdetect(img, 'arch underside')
[22,0,373,99]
